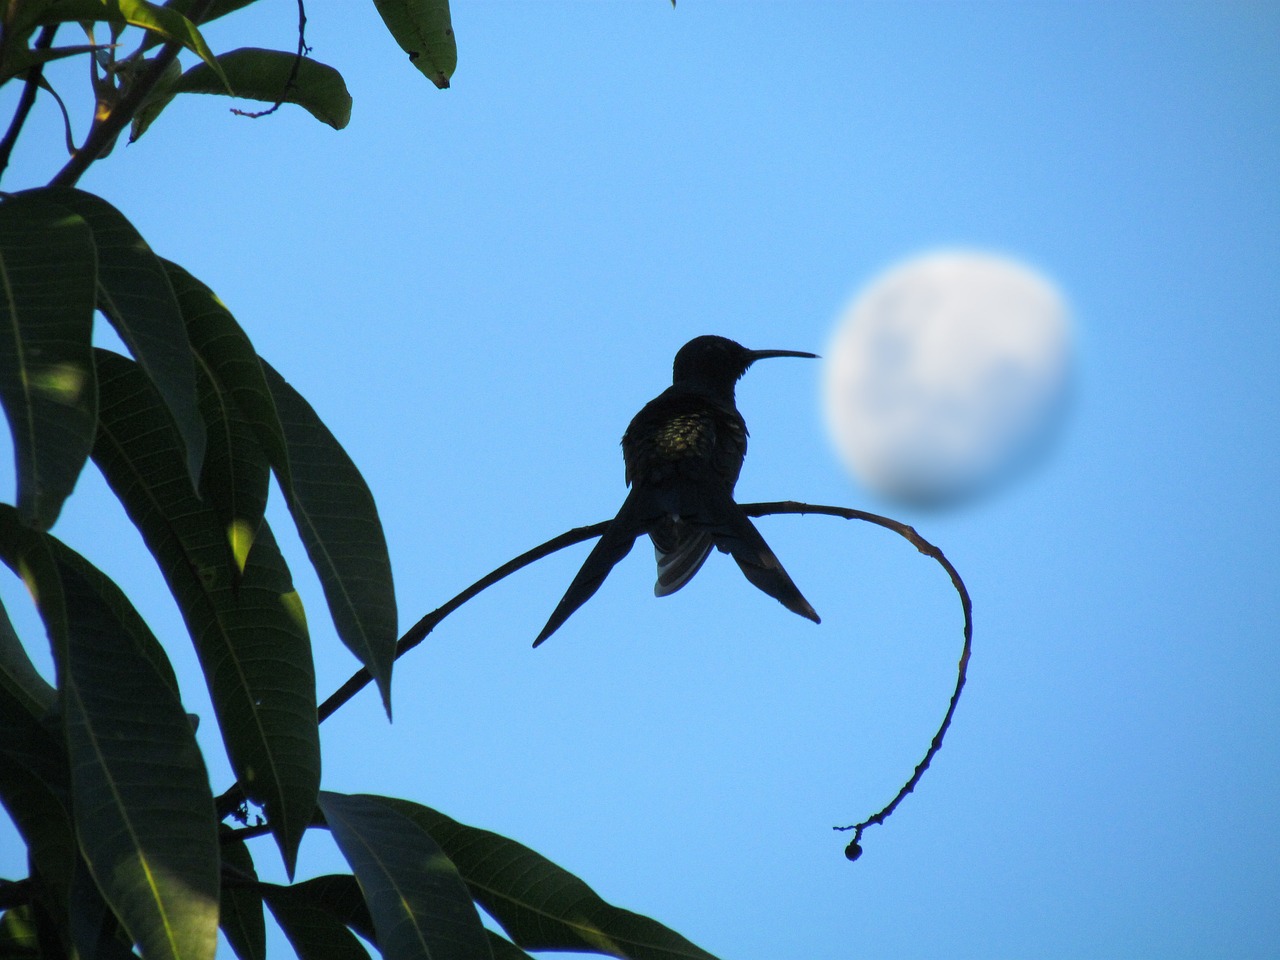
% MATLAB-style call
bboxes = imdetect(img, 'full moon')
[823,251,1072,507]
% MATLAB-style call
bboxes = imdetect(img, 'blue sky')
[2,2,1278,958]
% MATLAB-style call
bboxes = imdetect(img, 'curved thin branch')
[230,0,309,120]
[741,501,973,861]
[215,501,972,864]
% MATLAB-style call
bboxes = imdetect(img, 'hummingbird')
[533,335,820,647]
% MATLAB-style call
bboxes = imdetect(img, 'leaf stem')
[48,0,218,187]
[0,25,57,184]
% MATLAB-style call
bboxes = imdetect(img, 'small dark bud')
[844,840,863,862]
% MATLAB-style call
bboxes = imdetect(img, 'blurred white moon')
[824,251,1072,507]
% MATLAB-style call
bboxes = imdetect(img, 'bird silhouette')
[533,335,821,647]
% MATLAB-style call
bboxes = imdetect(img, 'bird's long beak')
[748,349,820,362]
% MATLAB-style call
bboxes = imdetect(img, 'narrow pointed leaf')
[56,541,219,960]
[288,875,373,941]
[317,792,492,960]
[485,932,535,960]
[262,362,396,717]
[0,594,56,717]
[261,884,371,960]
[26,188,206,487]
[194,358,270,578]
[164,260,286,566]
[168,48,352,129]
[91,350,319,874]
[219,828,265,960]
[0,195,97,531]
[164,0,262,24]
[381,801,722,960]
[67,856,142,960]
[0,605,76,927]
[372,0,456,89]
[130,57,182,143]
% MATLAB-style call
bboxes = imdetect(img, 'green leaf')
[219,828,265,960]
[261,884,371,960]
[23,188,208,488]
[0,593,56,718]
[163,0,262,24]
[169,48,352,129]
[161,261,289,480]
[0,194,98,531]
[193,357,269,578]
[485,931,536,960]
[91,350,319,875]
[163,260,283,571]
[56,537,219,960]
[288,875,373,941]
[0,43,107,83]
[0,907,41,959]
[130,56,182,142]
[24,0,229,86]
[372,0,456,89]
[317,792,493,960]
[381,800,722,960]
[262,362,397,718]
[0,584,77,929]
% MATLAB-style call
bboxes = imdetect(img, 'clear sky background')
[2,3,1278,958]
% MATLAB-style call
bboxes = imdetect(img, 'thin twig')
[214,501,971,864]
[740,501,973,861]
[231,0,309,120]
[49,0,218,187]
[0,25,58,183]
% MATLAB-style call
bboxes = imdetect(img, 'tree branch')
[49,0,217,187]
[0,25,57,183]
[213,501,972,862]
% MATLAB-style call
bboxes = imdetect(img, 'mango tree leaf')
[66,856,141,960]
[485,932,535,960]
[25,187,206,487]
[0,593,56,717]
[219,827,265,960]
[164,260,282,570]
[23,0,229,86]
[168,48,352,129]
[0,44,106,83]
[56,540,218,960]
[0,908,40,958]
[381,800,722,960]
[317,792,492,960]
[372,0,456,89]
[163,0,262,24]
[91,349,319,875]
[0,599,75,928]
[261,884,371,960]
[130,57,182,142]
[0,194,97,531]
[287,875,373,941]
[262,362,397,718]
[162,261,289,480]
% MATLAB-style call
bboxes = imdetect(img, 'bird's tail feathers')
[707,494,821,624]
[653,529,713,596]
[533,489,650,647]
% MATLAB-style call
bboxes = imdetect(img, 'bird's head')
[671,335,817,396]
